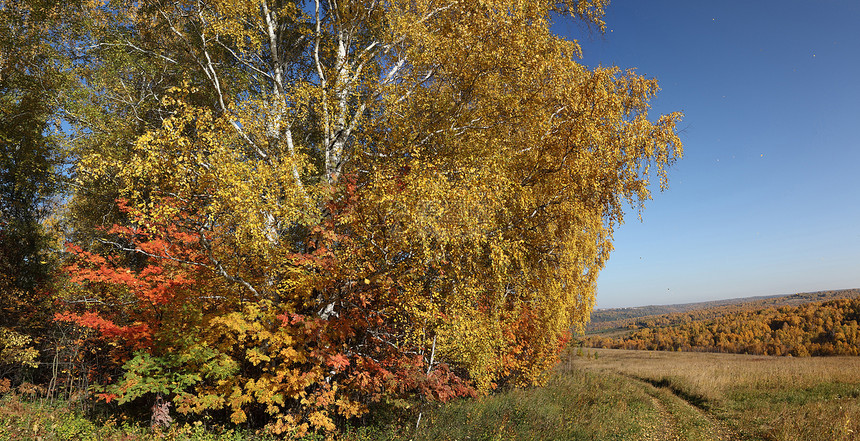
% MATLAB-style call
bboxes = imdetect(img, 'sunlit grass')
[410,368,661,441]
[573,348,860,440]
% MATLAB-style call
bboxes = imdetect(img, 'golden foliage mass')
[587,298,860,357]
[60,0,682,434]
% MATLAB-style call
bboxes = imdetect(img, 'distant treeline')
[587,289,860,333]
[583,297,860,356]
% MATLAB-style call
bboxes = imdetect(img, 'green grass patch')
[409,368,660,441]
[0,394,273,441]
[723,382,860,441]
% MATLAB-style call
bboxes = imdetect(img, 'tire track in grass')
[646,393,680,441]
[616,371,734,441]
[639,375,732,441]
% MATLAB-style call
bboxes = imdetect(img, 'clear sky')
[554,1,860,308]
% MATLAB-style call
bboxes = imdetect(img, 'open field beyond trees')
[410,348,860,441]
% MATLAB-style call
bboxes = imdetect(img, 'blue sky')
[555,1,860,308]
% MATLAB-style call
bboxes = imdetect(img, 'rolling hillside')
[583,289,860,357]
[587,288,860,333]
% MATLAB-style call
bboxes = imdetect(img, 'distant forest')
[582,289,860,356]
[587,289,860,332]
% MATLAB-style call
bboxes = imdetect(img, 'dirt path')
[624,372,735,441]
[647,393,681,441]
[600,372,736,441]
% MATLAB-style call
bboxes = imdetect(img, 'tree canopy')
[0,0,66,293]
[9,0,682,436]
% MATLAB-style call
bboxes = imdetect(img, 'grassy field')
[410,348,860,441]
[2,349,859,440]
[569,348,860,441]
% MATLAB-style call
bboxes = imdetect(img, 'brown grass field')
[565,348,860,440]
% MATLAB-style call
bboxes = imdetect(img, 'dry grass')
[570,348,860,440]
[571,349,860,397]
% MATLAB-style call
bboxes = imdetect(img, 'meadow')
[569,349,860,440]
[3,348,858,440]
[408,348,860,440]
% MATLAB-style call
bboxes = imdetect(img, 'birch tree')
[62,0,682,434]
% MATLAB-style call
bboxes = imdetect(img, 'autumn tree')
[61,0,682,434]
[0,0,70,295]
[0,1,84,388]
[0,0,100,390]
[583,298,860,357]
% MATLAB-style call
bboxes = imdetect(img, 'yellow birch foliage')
[349,0,682,389]
[65,0,681,434]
